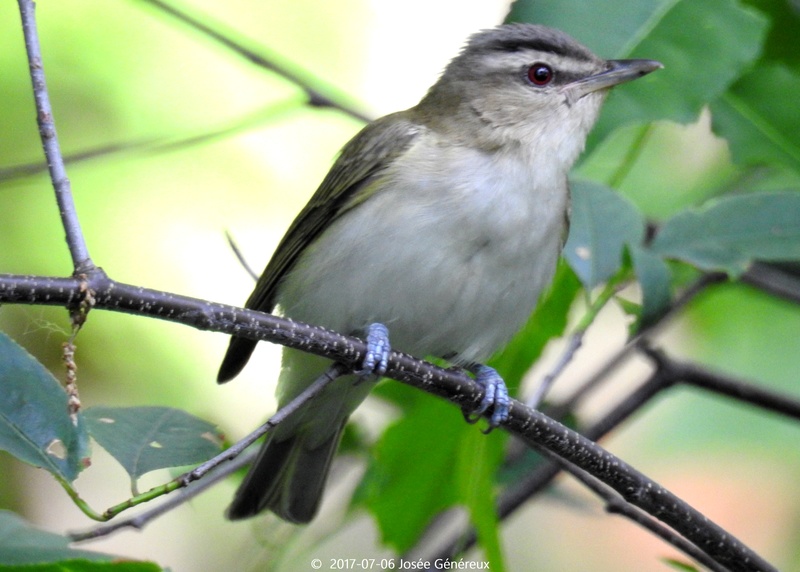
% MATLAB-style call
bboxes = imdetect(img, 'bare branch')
[225,231,260,282]
[643,345,800,421]
[0,98,305,184]
[134,0,371,123]
[742,262,800,305]
[17,0,94,273]
[526,275,621,408]
[0,270,775,570]
[551,453,730,572]
[526,331,582,408]
[181,363,348,486]
[422,365,673,565]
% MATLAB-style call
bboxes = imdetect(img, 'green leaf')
[564,180,645,289]
[0,512,161,570]
[731,3,800,171]
[84,406,223,482]
[650,191,800,275]
[509,0,769,143]
[508,0,673,57]
[599,0,767,129]
[0,510,110,565]
[0,332,90,483]
[630,245,673,327]
[662,558,701,572]
[360,385,510,555]
[741,0,800,65]
[711,63,800,172]
[455,428,506,572]
[360,394,463,551]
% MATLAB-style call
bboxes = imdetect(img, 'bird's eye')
[527,63,553,86]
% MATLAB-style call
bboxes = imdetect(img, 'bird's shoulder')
[244,111,425,312]
[311,111,426,208]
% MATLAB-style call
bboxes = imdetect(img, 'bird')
[218,23,661,523]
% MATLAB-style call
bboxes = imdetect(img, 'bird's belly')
[277,175,567,364]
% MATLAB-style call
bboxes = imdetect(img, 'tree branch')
[551,452,730,572]
[17,0,94,273]
[134,0,371,123]
[742,262,800,305]
[421,362,673,564]
[643,346,800,421]
[0,270,775,571]
[0,97,306,184]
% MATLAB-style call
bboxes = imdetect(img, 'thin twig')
[527,275,622,408]
[17,0,94,273]
[134,0,371,123]
[742,262,800,305]
[69,449,256,542]
[526,332,582,408]
[607,123,654,189]
[181,363,348,485]
[225,231,260,282]
[550,453,730,572]
[69,364,347,537]
[0,97,307,184]
[643,345,800,421]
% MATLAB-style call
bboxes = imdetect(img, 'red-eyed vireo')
[219,23,661,523]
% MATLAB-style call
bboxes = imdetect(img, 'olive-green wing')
[218,112,422,382]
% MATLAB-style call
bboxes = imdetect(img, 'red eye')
[527,63,553,86]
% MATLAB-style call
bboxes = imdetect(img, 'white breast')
[277,135,569,364]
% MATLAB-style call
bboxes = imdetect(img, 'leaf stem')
[608,123,654,189]
[528,271,630,408]
[55,476,105,522]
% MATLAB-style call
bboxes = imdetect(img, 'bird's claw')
[463,364,510,432]
[355,322,391,379]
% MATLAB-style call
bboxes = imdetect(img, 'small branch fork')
[421,330,800,570]
[69,363,348,538]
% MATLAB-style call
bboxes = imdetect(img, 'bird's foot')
[355,322,391,379]
[463,364,510,432]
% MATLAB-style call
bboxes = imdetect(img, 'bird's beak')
[564,59,663,101]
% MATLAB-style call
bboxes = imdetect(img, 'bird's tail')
[226,422,345,523]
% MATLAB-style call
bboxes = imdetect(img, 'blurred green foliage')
[1,0,800,571]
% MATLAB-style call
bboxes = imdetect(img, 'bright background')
[1,1,799,571]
